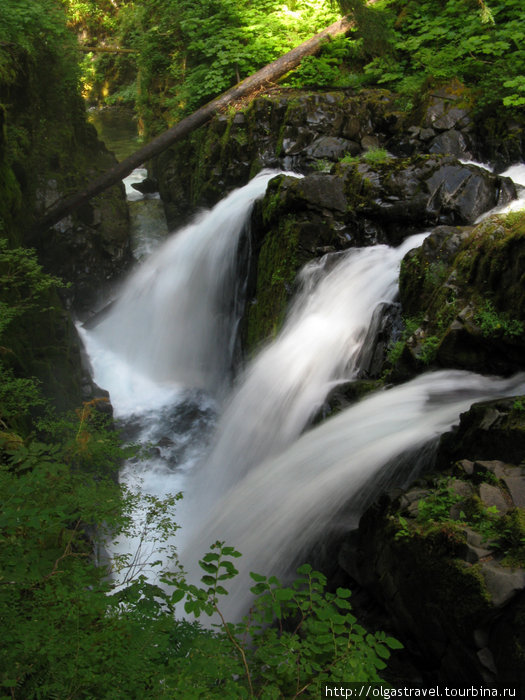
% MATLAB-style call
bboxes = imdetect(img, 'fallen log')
[34,14,358,235]
[79,46,136,54]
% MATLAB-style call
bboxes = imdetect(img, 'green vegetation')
[358,0,525,113]
[394,211,525,375]
[362,147,391,165]
[86,0,341,134]
[395,475,525,569]
[475,300,525,339]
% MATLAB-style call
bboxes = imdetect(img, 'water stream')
[79,152,525,618]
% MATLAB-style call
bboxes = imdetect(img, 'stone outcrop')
[153,83,522,231]
[389,212,525,379]
[152,84,522,363]
[242,156,516,353]
[33,127,132,319]
[1,32,132,410]
[341,398,525,684]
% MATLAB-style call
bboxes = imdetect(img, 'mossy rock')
[439,397,525,467]
[391,211,525,378]
[2,294,86,412]
[243,214,301,351]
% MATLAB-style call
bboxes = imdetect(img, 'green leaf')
[385,636,404,650]
[250,571,267,582]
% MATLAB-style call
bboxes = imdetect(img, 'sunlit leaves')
[371,0,525,111]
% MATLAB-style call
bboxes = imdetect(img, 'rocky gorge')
[5,61,525,683]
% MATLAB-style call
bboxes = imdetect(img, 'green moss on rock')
[245,216,300,350]
[392,212,525,377]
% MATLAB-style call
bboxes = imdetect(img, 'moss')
[274,96,303,157]
[245,216,300,351]
[394,211,525,376]
[498,509,525,568]
[392,526,492,636]
[333,162,373,213]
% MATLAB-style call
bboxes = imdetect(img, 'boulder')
[391,212,525,379]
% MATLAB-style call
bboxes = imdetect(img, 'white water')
[476,163,525,220]
[182,233,427,513]
[80,164,525,613]
[180,370,525,620]
[90,169,289,396]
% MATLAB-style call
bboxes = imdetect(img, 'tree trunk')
[34,15,357,235]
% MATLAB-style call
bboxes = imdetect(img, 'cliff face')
[0,15,131,409]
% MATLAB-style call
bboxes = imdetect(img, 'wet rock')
[439,398,525,466]
[480,563,525,607]
[429,129,472,159]
[281,125,316,155]
[395,211,525,379]
[131,176,159,194]
[304,136,358,160]
[479,483,510,515]
[425,162,500,223]
[345,453,525,683]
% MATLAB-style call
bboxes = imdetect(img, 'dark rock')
[429,129,472,159]
[480,563,525,607]
[501,473,525,509]
[281,125,316,155]
[289,174,348,213]
[433,107,472,132]
[479,483,511,514]
[304,136,358,160]
[425,163,498,223]
[131,176,159,194]
[361,134,381,151]
[439,398,525,466]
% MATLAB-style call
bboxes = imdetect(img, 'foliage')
[282,35,358,89]
[358,0,525,113]
[0,239,66,336]
[416,479,462,524]
[0,240,68,433]
[362,147,391,165]
[397,476,525,571]
[0,238,400,697]
[475,300,524,339]
[61,0,137,103]
[164,545,401,695]
[498,509,525,567]
[418,334,440,365]
[0,0,74,81]
[385,316,420,368]
[0,429,401,698]
[114,0,340,133]
[340,152,360,165]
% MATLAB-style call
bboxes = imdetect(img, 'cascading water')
[80,162,525,617]
[182,233,428,514]
[90,169,289,395]
[181,370,525,621]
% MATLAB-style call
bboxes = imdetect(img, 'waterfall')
[90,169,290,397]
[180,370,525,621]
[79,166,525,620]
[182,233,428,513]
